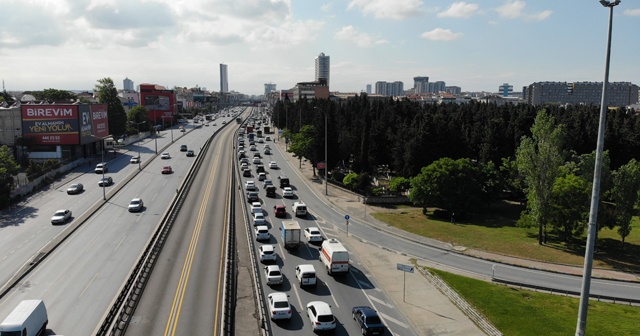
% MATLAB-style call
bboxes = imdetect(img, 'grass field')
[371,202,640,271]
[430,268,640,336]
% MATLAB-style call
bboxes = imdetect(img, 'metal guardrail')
[221,165,237,335]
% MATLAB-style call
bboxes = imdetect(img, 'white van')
[319,239,349,275]
[292,201,307,217]
[0,300,48,336]
[295,264,317,287]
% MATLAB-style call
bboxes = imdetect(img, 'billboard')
[22,105,80,145]
[79,104,110,145]
[143,95,171,111]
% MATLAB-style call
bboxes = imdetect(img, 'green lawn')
[372,202,640,271]
[430,268,640,336]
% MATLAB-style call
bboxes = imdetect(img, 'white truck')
[319,238,349,275]
[292,201,307,217]
[281,221,301,249]
[0,300,48,336]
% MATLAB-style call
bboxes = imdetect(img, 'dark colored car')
[256,165,265,173]
[180,144,188,152]
[273,205,286,218]
[66,183,84,195]
[265,185,277,198]
[242,168,251,177]
[352,306,385,335]
[247,191,260,202]
[186,150,195,157]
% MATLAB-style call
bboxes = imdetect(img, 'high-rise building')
[375,81,404,96]
[499,83,513,97]
[366,84,372,94]
[315,53,330,86]
[220,64,228,93]
[413,76,429,94]
[123,77,134,91]
[446,86,462,95]
[527,81,639,106]
[264,83,277,96]
[427,81,446,93]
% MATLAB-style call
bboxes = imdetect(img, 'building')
[527,81,639,106]
[498,83,513,97]
[139,83,176,125]
[292,81,330,101]
[264,83,277,96]
[315,53,330,87]
[123,77,134,91]
[414,76,429,94]
[366,84,372,94]
[220,64,229,93]
[445,86,462,95]
[0,105,22,146]
[375,81,404,96]
[427,81,446,93]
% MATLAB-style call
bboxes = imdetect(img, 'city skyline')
[0,1,638,96]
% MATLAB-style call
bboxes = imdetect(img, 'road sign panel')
[396,263,414,273]
[345,215,350,220]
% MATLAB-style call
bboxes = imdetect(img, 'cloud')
[496,0,525,19]
[335,26,388,47]
[623,8,640,16]
[526,10,552,21]
[348,0,424,19]
[437,2,479,18]
[420,28,463,41]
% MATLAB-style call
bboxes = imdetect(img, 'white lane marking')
[357,279,375,289]
[379,312,409,329]
[79,272,99,298]
[369,295,393,308]
[151,192,158,201]
[292,283,304,315]
[277,241,286,261]
[113,235,127,252]
[323,282,340,309]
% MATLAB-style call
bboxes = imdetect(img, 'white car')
[268,161,278,169]
[264,144,271,150]
[128,198,144,212]
[95,162,108,174]
[130,156,140,164]
[258,138,264,143]
[265,136,271,141]
[255,225,270,241]
[306,301,336,331]
[253,157,261,164]
[245,181,257,191]
[250,202,262,214]
[304,227,323,242]
[250,145,257,151]
[268,292,292,320]
[264,265,283,285]
[51,209,72,224]
[253,212,266,225]
[161,152,171,159]
[282,187,294,198]
[257,172,267,181]
[259,245,277,262]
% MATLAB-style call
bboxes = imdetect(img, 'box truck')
[0,300,48,336]
[319,239,349,275]
[281,221,301,249]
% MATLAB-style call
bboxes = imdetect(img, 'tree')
[610,159,640,250]
[32,88,77,102]
[549,174,590,241]
[389,177,410,195]
[0,146,20,208]
[409,157,483,214]
[516,110,566,245]
[95,78,127,136]
[288,125,315,170]
[343,172,359,190]
[127,106,152,133]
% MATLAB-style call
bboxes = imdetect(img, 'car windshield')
[54,211,66,216]
[366,316,382,324]
[317,314,334,323]
[310,230,320,235]
[131,200,141,205]
[273,301,288,308]
[269,270,281,276]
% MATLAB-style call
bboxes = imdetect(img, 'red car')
[162,166,173,174]
[273,204,287,218]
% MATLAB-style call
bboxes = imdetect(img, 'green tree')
[127,106,152,133]
[610,159,640,250]
[33,88,77,102]
[288,125,315,171]
[95,78,127,136]
[409,157,483,214]
[389,176,410,194]
[343,172,359,190]
[0,146,20,208]
[549,174,590,241]
[516,110,566,245]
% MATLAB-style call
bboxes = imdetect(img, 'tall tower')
[413,76,429,94]
[220,64,229,93]
[123,77,134,91]
[315,53,330,86]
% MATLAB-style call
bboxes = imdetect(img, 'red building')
[139,83,176,125]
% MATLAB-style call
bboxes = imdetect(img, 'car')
[98,176,113,186]
[247,191,260,202]
[250,145,257,151]
[180,145,188,152]
[258,138,264,143]
[95,162,108,174]
[268,161,278,169]
[240,157,249,164]
[265,136,272,141]
[245,181,257,191]
[282,187,294,198]
[264,148,271,155]
[306,301,336,331]
[304,227,323,242]
[213,122,217,126]
[161,152,171,159]
[256,225,271,241]
[128,198,144,212]
[253,212,266,225]
[273,205,286,218]
[242,168,251,177]
[161,165,173,174]
[180,127,186,132]
[352,306,385,335]
[259,245,277,263]
[241,163,249,170]
[256,165,265,173]
[222,121,227,125]
[267,292,292,320]
[51,209,72,224]
[257,172,267,181]
[263,179,273,188]
[253,152,261,158]
[264,144,271,150]
[250,202,262,214]
[186,150,195,157]
[130,156,141,164]
[263,265,283,285]
[66,183,84,195]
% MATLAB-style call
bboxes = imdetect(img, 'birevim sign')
[21,104,109,145]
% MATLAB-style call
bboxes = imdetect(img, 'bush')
[343,172,358,190]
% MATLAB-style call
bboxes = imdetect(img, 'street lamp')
[162,115,174,143]
[314,106,328,196]
[576,2,620,336]
[90,135,108,200]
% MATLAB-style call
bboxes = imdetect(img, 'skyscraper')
[315,53,330,86]
[123,77,134,91]
[413,76,429,94]
[264,83,277,96]
[220,64,228,93]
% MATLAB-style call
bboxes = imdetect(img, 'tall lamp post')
[130,121,146,171]
[162,115,174,143]
[100,141,106,200]
[314,107,328,196]
[576,1,620,335]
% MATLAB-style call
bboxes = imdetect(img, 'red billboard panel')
[22,105,80,145]
[79,104,110,144]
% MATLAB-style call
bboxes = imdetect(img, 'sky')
[0,0,638,96]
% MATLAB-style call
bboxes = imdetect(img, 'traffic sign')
[396,263,414,273]
[345,215,350,220]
